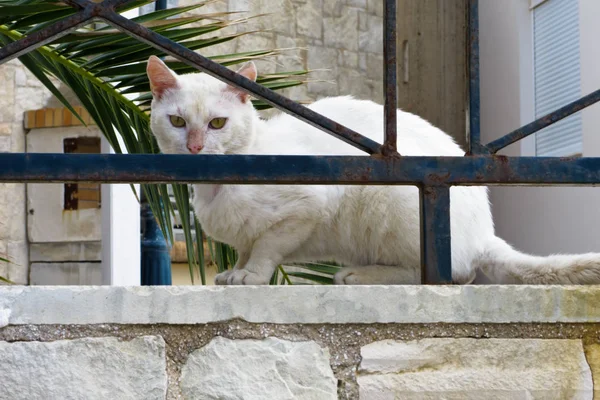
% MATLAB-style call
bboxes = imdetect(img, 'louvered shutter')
[533,0,582,156]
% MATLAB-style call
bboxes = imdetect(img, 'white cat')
[147,55,600,285]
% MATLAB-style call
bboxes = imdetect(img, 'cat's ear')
[147,55,178,99]
[228,61,257,103]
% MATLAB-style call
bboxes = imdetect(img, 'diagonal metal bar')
[97,9,384,155]
[2,153,600,185]
[487,88,600,154]
[420,186,452,284]
[467,0,484,155]
[383,0,398,155]
[0,10,94,65]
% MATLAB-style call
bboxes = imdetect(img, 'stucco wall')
[479,0,600,258]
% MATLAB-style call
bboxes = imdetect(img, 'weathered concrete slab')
[1,285,600,325]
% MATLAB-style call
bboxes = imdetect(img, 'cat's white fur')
[147,55,600,285]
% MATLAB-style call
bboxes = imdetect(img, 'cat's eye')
[169,115,186,128]
[209,117,227,130]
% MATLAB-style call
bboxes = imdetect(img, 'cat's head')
[146,55,258,155]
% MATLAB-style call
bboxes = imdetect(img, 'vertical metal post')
[383,0,398,154]
[140,0,172,285]
[467,0,483,154]
[420,185,452,284]
[140,190,172,285]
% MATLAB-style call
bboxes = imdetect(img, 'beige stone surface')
[0,59,59,284]
[0,336,167,400]
[29,241,102,262]
[180,337,337,399]
[583,343,600,399]
[4,286,600,326]
[30,262,102,285]
[358,338,593,399]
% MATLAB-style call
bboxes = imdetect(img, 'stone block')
[13,86,53,122]
[296,0,322,39]
[0,123,11,136]
[369,78,384,104]
[324,8,359,51]
[366,52,383,80]
[0,65,15,124]
[358,14,383,53]
[30,241,102,262]
[30,262,102,285]
[583,343,600,398]
[338,68,371,100]
[0,240,8,283]
[323,1,343,17]
[0,183,26,241]
[180,336,337,399]
[239,0,296,37]
[275,35,307,72]
[367,0,383,17]
[307,45,339,96]
[0,136,10,152]
[0,336,167,400]
[6,240,28,285]
[359,52,367,71]
[347,0,367,9]
[338,49,359,68]
[358,338,593,399]
[358,11,368,31]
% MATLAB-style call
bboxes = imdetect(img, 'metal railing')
[1,0,600,284]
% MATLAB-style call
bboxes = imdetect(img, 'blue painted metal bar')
[467,0,484,155]
[140,195,172,286]
[487,88,600,154]
[420,186,452,284]
[383,0,398,155]
[139,0,172,287]
[1,153,600,185]
[0,10,92,65]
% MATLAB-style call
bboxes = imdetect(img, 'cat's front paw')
[215,269,270,285]
[214,270,234,285]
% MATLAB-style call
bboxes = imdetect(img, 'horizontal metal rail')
[1,153,599,186]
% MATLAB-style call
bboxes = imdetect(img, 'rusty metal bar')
[467,0,484,154]
[383,0,398,155]
[487,88,600,154]
[96,9,384,155]
[0,10,93,65]
[420,186,452,284]
[2,153,600,185]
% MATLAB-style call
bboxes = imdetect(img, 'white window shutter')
[533,0,582,156]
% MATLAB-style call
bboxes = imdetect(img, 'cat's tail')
[475,236,600,284]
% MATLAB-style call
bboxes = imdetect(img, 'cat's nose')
[187,144,203,154]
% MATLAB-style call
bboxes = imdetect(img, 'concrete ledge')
[1,285,600,326]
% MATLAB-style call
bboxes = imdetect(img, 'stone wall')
[2,285,600,399]
[0,61,57,284]
[182,0,385,104]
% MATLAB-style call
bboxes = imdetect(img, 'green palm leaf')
[0,0,335,285]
